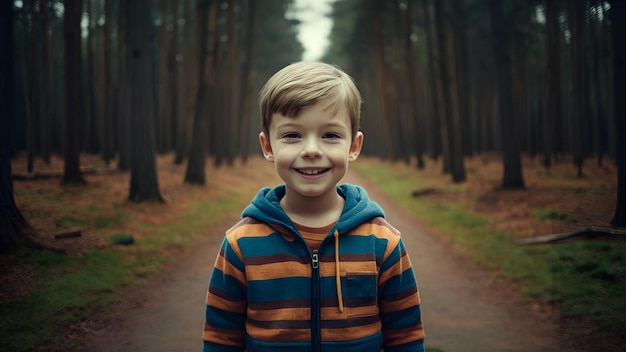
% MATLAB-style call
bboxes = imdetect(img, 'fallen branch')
[53,230,82,240]
[411,188,439,197]
[517,226,626,245]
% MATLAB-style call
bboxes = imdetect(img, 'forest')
[1,0,625,252]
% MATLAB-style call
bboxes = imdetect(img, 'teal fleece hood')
[241,183,385,236]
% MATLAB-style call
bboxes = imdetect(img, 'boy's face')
[259,97,363,201]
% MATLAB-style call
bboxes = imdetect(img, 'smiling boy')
[202,62,425,351]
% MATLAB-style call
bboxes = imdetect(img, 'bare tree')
[489,0,524,189]
[0,1,39,253]
[127,0,163,202]
[185,0,216,184]
[610,0,626,228]
[62,0,86,185]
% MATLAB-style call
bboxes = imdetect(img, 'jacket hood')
[241,183,385,236]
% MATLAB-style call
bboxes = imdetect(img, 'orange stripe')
[321,305,378,319]
[213,253,247,285]
[202,323,245,346]
[318,261,378,274]
[379,291,420,314]
[248,307,311,321]
[246,261,310,280]
[383,323,425,345]
[206,291,247,313]
[321,321,382,341]
[379,254,412,285]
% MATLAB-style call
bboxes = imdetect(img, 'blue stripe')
[238,232,308,256]
[222,239,245,271]
[381,305,422,329]
[205,305,246,329]
[248,277,311,302]
[209,268,246,301]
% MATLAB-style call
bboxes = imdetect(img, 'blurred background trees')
[3,0,624,212]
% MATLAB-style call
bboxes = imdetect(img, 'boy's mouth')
[295,168,330,175]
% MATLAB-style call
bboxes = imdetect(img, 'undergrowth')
[353,159,626,347]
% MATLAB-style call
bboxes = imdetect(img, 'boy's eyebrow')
[274,121,349,130]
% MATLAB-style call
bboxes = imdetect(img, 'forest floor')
[3,152,620,351]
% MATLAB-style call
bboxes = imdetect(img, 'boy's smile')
[259,96,363,211]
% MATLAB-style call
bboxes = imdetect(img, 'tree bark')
[185,0,214,184]
[569,0,586,178]
[489,0,524,189]
[542,0,561,169]
[62,0,86,185]
[127,0,163,202]
[0,1,39,253]
[610,0,626,228]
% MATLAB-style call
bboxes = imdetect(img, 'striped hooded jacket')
[202,184,425,351]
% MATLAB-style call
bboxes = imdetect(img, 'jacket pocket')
[345,271,378,317]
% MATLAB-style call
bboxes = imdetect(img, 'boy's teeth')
[299,169,326,175]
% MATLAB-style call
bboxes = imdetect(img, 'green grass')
[532,208,574,222]
[0,249,129,352]
[353,161,626,343]
[3,186,253,352]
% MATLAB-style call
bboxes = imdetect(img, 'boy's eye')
[282,133,301,140]
[323,133,342,140]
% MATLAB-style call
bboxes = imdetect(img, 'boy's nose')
[301,138,322,158]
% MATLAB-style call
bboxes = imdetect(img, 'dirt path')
[79,169,574,352]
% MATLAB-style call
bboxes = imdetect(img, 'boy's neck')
[280,187,344,228]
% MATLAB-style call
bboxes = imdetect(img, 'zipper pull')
[312,250,319,269]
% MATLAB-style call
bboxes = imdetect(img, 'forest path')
[79,169,573,352]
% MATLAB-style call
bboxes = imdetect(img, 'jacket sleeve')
[202,236,247,352]
[378,237,425,352]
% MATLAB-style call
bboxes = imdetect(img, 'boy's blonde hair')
[259,62,362,139]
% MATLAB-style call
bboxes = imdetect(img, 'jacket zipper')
[311,249,321,352]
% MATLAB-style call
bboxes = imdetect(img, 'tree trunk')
[434,0,453,176]
[102,0,115,162]
[444,0,465,183]
[157,0,172,153]
[373,0,393,159]
[542,0,561,169]
[0,1,39,253]
[569,0,586,178]
[489,0,524,189]
[62,0,86,185]
[116,0,131,171]
[84,0,98,154]
[610,0,626,228]
[185,0,214,184]
[237,0,255,162]
[127,0,163,202]
[422,0,443,161]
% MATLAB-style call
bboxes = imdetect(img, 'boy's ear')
[259,132,274,161]
[348,131,364,162]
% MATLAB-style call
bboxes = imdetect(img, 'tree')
[489,0,525,189]
[439,0,465,182]
[610,0,626,228]
[185,0,216,185]
[0,1,38,253]
[127,0,163,202]
[62,0,86,185]
[569,0,587,178]
[542,0,561,169]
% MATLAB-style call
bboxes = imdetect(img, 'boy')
[202,62,425,351]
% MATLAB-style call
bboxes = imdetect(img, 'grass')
[0,249,128,352]
[352,159,626,346]
[532,208,574,222]
[3,170,261,352]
